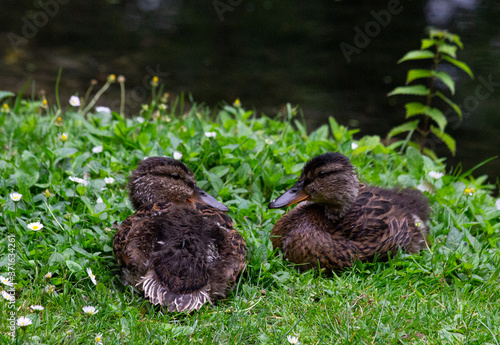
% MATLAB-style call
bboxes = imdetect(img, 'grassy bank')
[1,95,499,344]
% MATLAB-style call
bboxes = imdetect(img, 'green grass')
[0,92,499,344]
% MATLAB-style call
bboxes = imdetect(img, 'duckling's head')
[269,152,359,219]
[128,157,228,211]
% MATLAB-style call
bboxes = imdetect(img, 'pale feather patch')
[139,273,211,312]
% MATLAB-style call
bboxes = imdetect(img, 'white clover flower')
[28,221,44,231]
[136,116,145,123]
[16,316,32,327]
[10,192,22,202]
[45,272,52,279]
[496,198,500,211]
[83,306,98,315]
[0,276,13,286]
[287,335,300,344]
[69,96,80,107]
[428,171,444,179]
[95,106,111,114]
[173,151,183,160]
[96,197,103,204]
[2,290,14,301]
[351,142,359,150]
[69,176,89,187]
[104,177,115,184]
[416,183,433,193]
[31,305,44,311]
[92,146,103,154]
[95,333,103,344]
[60,132,69,141]
[87,268,97,285]
[205,131,217,138]
[265,138,274,145]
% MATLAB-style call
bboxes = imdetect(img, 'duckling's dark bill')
[269,181,310,208]
[188,185,230,212]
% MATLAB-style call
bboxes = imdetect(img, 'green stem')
[420,45,440,153]
[81,81,112,116]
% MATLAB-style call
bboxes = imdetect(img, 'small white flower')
[265,138,274,145]
[69,96,80,107]
[87,268,97,285]
[45,272,52,279]
[351,142,359,150]
[95,333,103,344]
[96,197,103,204]
[44,285,56,294]
[60,132,69,141]
[173,151,183,160]
[28,221,44,231]
[2,290,14,301]
[31,305,44,311]
[16,316,32,327]
[136,116,145,123]
[83,306,98,315]
[416,183,433,193]
[428,171,444,179]
[104,177,115,184]
[205,131,217,138]
[69,176,89,187]
[95,106,111,114]
[496,198,500,211]
[287,335,300,344]
[0,276,13,286]
[92,146,103,153]
[10,192,22,202]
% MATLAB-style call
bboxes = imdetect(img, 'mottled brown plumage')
[113,157,246,312]
[268,152,430,272]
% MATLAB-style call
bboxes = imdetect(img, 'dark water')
[1,0,499,184]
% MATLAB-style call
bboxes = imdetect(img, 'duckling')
[113,157,246,312]
[268,152,429,272]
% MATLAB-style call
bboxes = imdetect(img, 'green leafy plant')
[387,29,473,158]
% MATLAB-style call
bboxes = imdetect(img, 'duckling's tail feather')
[140,273,211,312]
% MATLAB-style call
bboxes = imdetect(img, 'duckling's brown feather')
[114,201,246,311]
[270,153,430,272]
[113,157,246,312]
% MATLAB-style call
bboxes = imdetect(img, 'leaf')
[406,146,424,176]
[0,91,15,102]
[404,103,447,132]
[53,147,78,158]
[434,71,455,95]
[405,102,426,117]
[388,85,430,97]
[438,44,458,58]
[442,55,474,78]
[65,260,83,273]
[387,120,420,139]
[48,252,65,265]
[398,50,435,63]
[424,108,447,133]
[420,39,437,50]
[406,69,432,84]
[430,125,456,155]
[15,151,40,187]
[436,91,462,118]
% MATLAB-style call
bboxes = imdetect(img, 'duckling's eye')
[318,171,327,178]
[172,173,181,180]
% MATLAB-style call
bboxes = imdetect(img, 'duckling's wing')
[347,189,414,254]
[193,202,247,296]
[113,202,174,271]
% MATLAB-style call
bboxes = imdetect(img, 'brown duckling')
[113,157,246,312]
[268,152,430,272]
